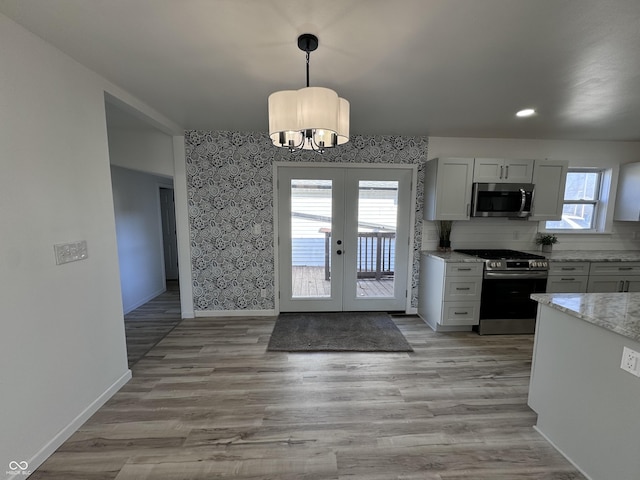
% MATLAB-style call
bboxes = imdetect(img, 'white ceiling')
[2,0,640,141]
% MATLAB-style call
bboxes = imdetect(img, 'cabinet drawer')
[443,278,482,301]
[445,263,483,276]
[588,262,640,276]
[546,276,588,293]
[548,262,590,275]
[440,302,480,326]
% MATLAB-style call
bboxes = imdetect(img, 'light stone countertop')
[531,292,640,342]
[541,250,640,262]
[423,249,640,263]
[421,251,484,263]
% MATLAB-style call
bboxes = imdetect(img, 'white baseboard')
[195,309,277,317]
[533,426,593,480]
[17,370,132,479]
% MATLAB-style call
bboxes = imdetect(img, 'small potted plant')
[536,233,558,253]
[436,220,453,252]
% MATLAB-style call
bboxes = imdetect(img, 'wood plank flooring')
[123,280,181,367]
[31,315,586,479]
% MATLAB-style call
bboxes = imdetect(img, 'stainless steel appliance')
[471,183,534,218]
[455,249,548,334]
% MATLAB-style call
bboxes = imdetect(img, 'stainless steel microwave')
[471,183,534,218]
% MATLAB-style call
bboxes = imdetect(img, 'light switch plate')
[54,240,88,265]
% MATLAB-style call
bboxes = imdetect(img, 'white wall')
[424,137,640,251]
[111,166,172,313]
[0,13,181,478]
[108,128,175,177]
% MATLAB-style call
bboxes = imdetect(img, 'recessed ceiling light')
[516,108,536,118]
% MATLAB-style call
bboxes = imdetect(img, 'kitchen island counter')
[528,292,640,480]
[531,292,640,342]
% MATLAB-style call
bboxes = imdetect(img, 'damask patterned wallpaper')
[184,131,428,311]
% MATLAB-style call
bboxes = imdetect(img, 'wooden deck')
[292,266,394,298]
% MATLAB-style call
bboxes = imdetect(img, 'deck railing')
[324,231,395,280]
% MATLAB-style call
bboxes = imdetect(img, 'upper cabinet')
[529,159,569,221]
[473,158,534,183]
[614,162,640,221]
[424,157,568,221]
[424,157,473,220]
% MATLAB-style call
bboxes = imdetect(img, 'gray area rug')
[267,312,413,352]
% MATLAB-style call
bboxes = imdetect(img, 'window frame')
[543,167,605,233]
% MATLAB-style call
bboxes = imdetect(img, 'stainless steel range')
[455,249,548,335]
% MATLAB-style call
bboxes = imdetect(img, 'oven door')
[479,271,547,334]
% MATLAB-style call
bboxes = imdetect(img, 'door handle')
[336,240,342,245]
[500,165,504,179]
[624,280,630,292]
[505,165,509,179]
[336,250,342,255]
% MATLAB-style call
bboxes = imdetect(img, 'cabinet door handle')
[561,278,575,281]
[454,311,468,315]
[505,165,509,178]
[457,268,472,271]
[500,165,504,179]
[618,281,624,292]
[456,287,471,291]
[561,267,576,271]
[624,280,630,292]
[619,267,633,271]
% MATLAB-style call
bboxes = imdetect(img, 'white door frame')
[273,162,417,314]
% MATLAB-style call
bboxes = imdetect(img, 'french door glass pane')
[356,180,398,298]
[290,179,332,298]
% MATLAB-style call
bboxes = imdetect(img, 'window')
[545,169,603,231]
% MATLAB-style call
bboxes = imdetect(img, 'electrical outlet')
[620,347,640,377]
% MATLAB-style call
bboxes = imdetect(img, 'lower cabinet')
[419,256,483,331]
[586,262,640,293]
[546,262,589,293]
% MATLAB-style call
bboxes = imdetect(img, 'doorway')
[276,165,415,312]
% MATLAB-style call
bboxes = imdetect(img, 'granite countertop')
[531,292,640,342]
[421,251,484,263]
[423,250,640,263]
[542,250,640,262]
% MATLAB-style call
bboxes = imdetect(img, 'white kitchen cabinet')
[586,262,640,292]
[529,159,569,221]
[473,158,534,183]
[614,162,640,221]
[424,157,473,220]
[418,255,483,331]
[546,262,590,293]
[586,275,640,292]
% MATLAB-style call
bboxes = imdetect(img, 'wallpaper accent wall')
[184,131,428,311]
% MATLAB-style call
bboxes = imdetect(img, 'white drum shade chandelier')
[268,34,350,153]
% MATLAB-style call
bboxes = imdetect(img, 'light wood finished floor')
[31,315,586,479]
[124,280,181,367]
[292,266,394,298]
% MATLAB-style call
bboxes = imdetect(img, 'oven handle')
[484,270,548,280]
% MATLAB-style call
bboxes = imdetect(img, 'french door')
[276,165,414,312]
